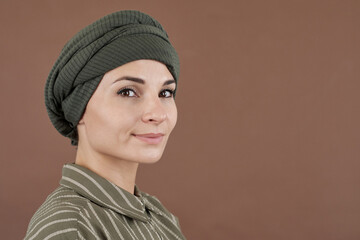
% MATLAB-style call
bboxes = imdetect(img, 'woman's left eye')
[159,89,174,98]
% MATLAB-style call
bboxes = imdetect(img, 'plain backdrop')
[1,0,359,239]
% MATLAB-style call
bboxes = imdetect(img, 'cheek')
[96,107,137,136]
[84,103,124,140]
[85,106,113,141]
[167,103,178,131]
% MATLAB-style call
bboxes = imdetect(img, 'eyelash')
[116,87,175,98]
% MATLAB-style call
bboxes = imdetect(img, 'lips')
[132,133,164,144]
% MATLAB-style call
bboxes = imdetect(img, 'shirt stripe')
[43,228,77,240]
[24,163,186,240]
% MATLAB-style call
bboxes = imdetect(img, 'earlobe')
[78,116,85,125]
[78,111,86,125]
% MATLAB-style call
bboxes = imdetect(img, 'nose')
[141,97,167,124]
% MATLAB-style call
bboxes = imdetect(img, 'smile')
[132,133,164,144]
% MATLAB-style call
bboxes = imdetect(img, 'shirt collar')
[59,163,158,222]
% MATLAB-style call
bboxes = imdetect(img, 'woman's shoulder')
[24,186,95,240]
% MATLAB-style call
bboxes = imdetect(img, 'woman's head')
[77,59,177,163]
[44,10,179,145]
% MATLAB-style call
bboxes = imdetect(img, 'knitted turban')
[45,10,179,145]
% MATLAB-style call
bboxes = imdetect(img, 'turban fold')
[44,10,180,145]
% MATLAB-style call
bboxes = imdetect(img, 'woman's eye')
[159,89,174,98]
[117,88,137,97]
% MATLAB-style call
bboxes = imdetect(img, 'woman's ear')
[78,112,86,125]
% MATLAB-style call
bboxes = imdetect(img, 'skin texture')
[75,60,178,194]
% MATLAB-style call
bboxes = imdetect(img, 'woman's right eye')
[117,88,137,97]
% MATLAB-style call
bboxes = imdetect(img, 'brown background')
[1,0,359,239]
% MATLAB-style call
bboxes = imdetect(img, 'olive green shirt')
[24,164,186,240]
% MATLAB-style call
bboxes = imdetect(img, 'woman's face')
[78,59,177,164]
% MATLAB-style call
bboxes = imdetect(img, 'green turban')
[44,10,180,145]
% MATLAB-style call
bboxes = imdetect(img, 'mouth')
[132,133,165,144]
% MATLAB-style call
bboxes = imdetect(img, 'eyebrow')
[112,76,176,86]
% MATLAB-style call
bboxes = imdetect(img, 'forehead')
[102,59,174,84]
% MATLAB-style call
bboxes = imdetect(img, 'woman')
[25,10,186,240]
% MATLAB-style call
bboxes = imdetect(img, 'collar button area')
[138,198,145,208]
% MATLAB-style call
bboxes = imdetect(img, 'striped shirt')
[24,164,186,240]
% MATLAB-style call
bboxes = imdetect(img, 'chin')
[135,149,164,164]
[140,158,161,164]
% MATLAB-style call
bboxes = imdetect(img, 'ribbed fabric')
[44,10,180,145]
[24,164,186,240]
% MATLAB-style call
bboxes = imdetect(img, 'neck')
[75,145,139,194]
